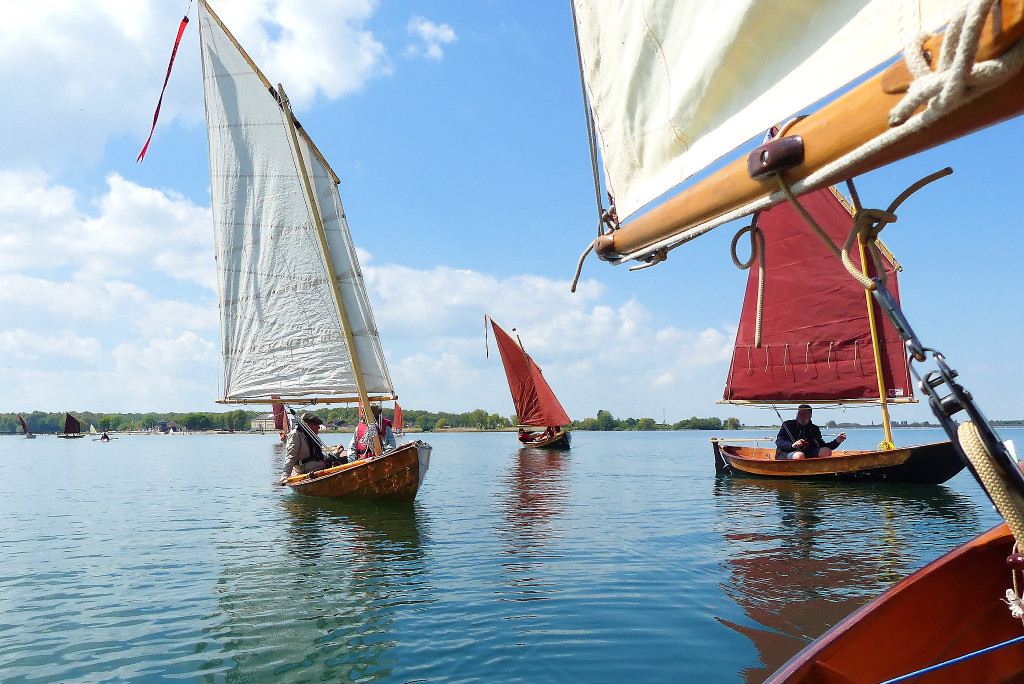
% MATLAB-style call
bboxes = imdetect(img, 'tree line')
[571,410,742,431]
[1,408,744,435]
[0,410,256,435]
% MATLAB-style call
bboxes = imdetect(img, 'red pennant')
[137,15,189,162]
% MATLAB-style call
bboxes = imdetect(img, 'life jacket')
[356,418,391,455]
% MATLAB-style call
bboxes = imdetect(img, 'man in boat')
[775,405,846,460]
[347,404,396,461]
[279,412,344,484]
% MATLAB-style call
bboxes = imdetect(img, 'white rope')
[959,421,1024,546]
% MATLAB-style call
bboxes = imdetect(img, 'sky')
[0,1,1021,428]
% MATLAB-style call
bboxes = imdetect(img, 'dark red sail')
[271,396,288,431]
[63,413,82,435]
[17,413,31,436]
[723,187,913,404]
[489,318,571,427]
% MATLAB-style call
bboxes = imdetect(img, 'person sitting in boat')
[775,404,846,460]
[100,431,110,442]
[347,404,396,460]
[279,412,343,484]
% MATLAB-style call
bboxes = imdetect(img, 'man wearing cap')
[775,404,846,460]
[279,412,343,484]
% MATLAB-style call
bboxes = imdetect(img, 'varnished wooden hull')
[713,440,963,484]
[768,523,1024,683]
[286,441,431,502]
[520,430,571,450]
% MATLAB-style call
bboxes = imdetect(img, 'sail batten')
[573,0,950,221]
[722,187,913,404]
[489,318,571,427]
[199,1,392,402]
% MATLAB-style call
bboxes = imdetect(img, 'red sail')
[271,396,287,431]
[723,187,913,403]
[64,413,82,435]
[489,318,571,427]
[17,413,30,436]
[394,404,404,431]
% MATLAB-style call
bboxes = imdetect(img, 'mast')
[858,233,895,449]
[278,85,382,457]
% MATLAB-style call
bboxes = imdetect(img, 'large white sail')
[199,2,393,401]
[573,0,949,221]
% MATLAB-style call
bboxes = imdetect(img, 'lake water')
[1,428,1015,682]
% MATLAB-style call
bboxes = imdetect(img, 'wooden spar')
[278,85,383,457]
[198,0,340,185]
[594,2,1024,263]
[858,233,895,449]
[218,395,398,405]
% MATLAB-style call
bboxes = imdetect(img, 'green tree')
[725,417,742,430]
[636,417,657,430]
[435,417,449,430]
[594,410,616,431]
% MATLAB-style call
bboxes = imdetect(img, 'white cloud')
[404,15,456,60]
[0,329,102,363]
[0,170,213,289]
[0,1,389,166]
[362,259,734,420]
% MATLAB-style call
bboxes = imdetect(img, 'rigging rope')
[730,214,765,347]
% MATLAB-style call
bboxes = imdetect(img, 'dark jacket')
[775,419,839,454]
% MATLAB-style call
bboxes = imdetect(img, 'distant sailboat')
[486,316,571,449]
[58,413,85,439]
[196,1,430,501]
[272,396,289,443]
[711,186,963,483]
[16,414,35,439]
[393,404,405,436]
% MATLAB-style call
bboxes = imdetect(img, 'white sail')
[199,2,393,401]
[573,0,950,221]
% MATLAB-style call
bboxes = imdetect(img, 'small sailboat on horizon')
[17,414,35,439]
[486,316,571,449]
[57,413,85,439]
[195,0,430,501]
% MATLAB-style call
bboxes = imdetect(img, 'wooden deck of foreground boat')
[521,429,571,450]
[285,441,430,502]
[767,523,1024,684]
[712,440,964,484]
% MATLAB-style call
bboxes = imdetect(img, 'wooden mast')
[857,234,895,449]
[593,3,1024,263]
[278,85,383,457]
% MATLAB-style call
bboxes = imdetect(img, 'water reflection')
[712,477,983,683]
[202,497,430,682]
[495,448,571,603]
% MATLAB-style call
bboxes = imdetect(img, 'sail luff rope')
[730,214,765,347]
[601,0,1024,268]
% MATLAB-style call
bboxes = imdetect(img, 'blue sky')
[0,1,1020,428]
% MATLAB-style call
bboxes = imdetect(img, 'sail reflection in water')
[712,478,983,683]
[201,497,430,681]
[496,448,572,603]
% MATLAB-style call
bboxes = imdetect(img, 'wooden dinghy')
[486,316,573,450]
[520,429,572,450]
[713,439,963,484]
[767,523,1024,684]
[285,441,431,502]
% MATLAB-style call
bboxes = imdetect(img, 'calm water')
[1,428,1015,682]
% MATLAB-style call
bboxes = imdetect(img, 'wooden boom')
[595,1,1024,263]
